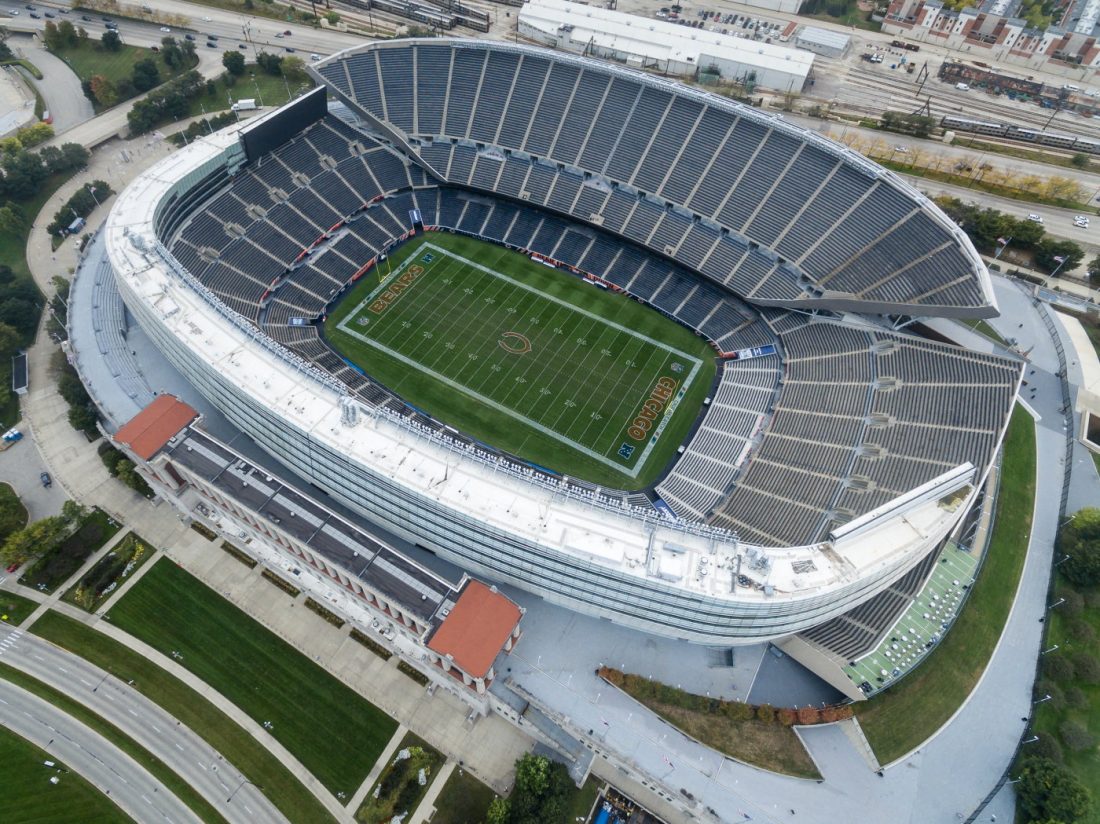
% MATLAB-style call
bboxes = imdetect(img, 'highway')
[0,625,285,824]
[0,663,200,822]
[1,1,368,61]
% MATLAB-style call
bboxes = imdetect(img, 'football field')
[324,233,715,487]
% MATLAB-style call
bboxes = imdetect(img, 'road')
[0,624,286,824]
[0,648,200,823]
[14,42,94,133]
[2,1,367,63]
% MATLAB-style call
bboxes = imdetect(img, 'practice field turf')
[106,559,397,797]
[324,232,717,488]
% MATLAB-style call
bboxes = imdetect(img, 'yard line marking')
[333,239,703,476]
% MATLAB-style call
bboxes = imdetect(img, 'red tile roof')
[427,580,521,679]
[114,395,198,460]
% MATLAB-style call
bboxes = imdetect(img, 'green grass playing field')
[324,233,716,489]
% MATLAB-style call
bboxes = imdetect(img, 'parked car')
[40,471,51,488]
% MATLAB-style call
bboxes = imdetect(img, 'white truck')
[231,98,258,112]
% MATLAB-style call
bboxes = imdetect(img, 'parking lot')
[0,431,69,523]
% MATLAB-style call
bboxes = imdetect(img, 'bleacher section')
[162,80,1020,548]
[90,257,155,408]
[313,41,990,315]
[707,320,1020,546]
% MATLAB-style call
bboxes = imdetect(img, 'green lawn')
[963,318,1008,347]
[106,558,397,796]
[63,532,155,612]
[0,591,39,627]
[855,405,1036,763]
[1032,575,1100,824]
[19,508,122,594]
[30,610,336,823]
[0,661,225,824]
[0,722,130,824]
[324,232,717,489]
[428,768,499,824]
[185,68,313,118]
[356,732,445,824]
[51,41,195,111]
[568,777,603,822]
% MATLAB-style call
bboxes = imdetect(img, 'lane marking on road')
[32,654,45,661]
[103,694,114,701]
[80,679,93,687]
[142,794,152,804]
[57,667,69,674]
[128,709,138,717]
[174,743,183,751]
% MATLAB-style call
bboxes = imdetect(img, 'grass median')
[0,661,225,824]
[30,610,336,824]
[0,722,129,824]
[854,404,1036,763]
[106,558,397,797]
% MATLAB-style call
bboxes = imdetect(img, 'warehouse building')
[518,0,814,91]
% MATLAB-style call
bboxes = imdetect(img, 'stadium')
[102,39,1023,659]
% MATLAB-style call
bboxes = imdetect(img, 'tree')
[281,56,307,84]
[1016,756,1091,823]
[507,754,573,824]
[0,483,25,541]
[485,796,509,824]
[42,21,63,51]
[1088,256,1100,285]
[222,49,246,76]
[1072,152,1090,169]
[325,10,341,24]
[68,404,98,433]
[16,122,53,148]
[57,19,77,47]
[160,36,183,69]
[180,38,196,63]
[0,321,20,356]
[1,515,69,564]
[1060,508,1100,587]
[1035,238,1085,275]
[256,51,283,75]
[131,58,161,92]
[101,28,122,52]
[76,25,89,44]
[0,299,39,338]
[0,202,25,235]
[90,74,118,107]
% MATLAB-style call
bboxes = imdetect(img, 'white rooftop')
[520,0,813,81]
[795,26,852,50]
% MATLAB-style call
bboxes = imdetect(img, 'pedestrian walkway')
[347,724,408,812]
[409,760,456,824]
[20,527,133,630]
